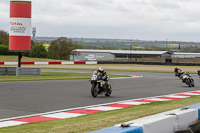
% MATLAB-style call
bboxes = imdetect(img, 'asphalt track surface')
[0,69,199,119]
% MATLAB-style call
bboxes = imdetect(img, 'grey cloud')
[151,0,181,10]
[1,0,200,41]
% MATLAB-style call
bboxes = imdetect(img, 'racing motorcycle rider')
[174,67,182,76]
[97,67,111,89]
[198,70,200,78]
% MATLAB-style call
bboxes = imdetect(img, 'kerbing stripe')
[166,95,190,98]
[133,100,158,103]
[13,116,59,123]
[66,109,102,114]
[111,75,142,79]
[175,94,196,97]
[0,121,27,128]
[120,102,148,105]
[87,106,122,111]
[191,92,200,94]
[106,104,134,108]
[182,92,200,96]
[42,112,85,119]
[157,97,181,100]
[147,98,171,101]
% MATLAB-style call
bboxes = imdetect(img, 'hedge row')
[0,45,18,55]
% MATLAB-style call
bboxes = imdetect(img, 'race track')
[0,69,199,119]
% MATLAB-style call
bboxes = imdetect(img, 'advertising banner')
[9,0,32,52]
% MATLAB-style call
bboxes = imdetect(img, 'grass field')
[0,96,200,133]
[0,55,64,62]
[42,64,199,74]
[0,72,129,82]
[43,67,176,73]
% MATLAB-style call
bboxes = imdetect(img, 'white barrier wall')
[61,62,74,65]
[115,108,198,133]
[91,108,199,133]
[86,61,98,64]
[34,62,48,65]
[4,62,18,65]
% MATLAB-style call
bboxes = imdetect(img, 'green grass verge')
[1,96,200,133]
[43,67,198,74]
[0,72,130,82]
[0,55,66,62]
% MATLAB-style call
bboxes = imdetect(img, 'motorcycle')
[182,73,195,87]
[89,71,112,98]
[198,70,200,78]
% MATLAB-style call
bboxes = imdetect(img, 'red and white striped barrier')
[0,61,97,65]
[0,90,200,129]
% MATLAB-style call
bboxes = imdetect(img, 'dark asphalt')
[0,69,199,119]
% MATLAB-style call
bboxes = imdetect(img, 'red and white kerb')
[9,0,32,52]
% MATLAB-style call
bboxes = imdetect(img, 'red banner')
[9,1,31,52]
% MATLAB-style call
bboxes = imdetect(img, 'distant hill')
[34,37,200,49]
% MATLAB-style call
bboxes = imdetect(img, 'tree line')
[130,45,200,53]
[0,30,118,60]
[0,30,85,60]
[1,29,200,60]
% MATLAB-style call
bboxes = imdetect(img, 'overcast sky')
[1,0,200,41]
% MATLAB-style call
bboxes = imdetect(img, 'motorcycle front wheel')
[191,81,195,87]
[105,85,112,97]
[91,84,98,98]
[186,79,192,87]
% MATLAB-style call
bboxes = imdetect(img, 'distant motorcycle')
[198,70,200,78]
[182,73,195,87]
[89,71,112,98]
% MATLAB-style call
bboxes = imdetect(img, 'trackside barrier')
[90,126,143,133]
[0,67,41,76]
[90,104,200,133]
[0,61,97,65]
[174,120,200,133]
[16,67,41,76]
[188,120,200,132]
[0,67,16,75]
[61,62,74,65]
[183,103,200,120]
[86,61,98,64]
[175,130,191,133]
[34,62,48,65]
[4,62,18,65]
